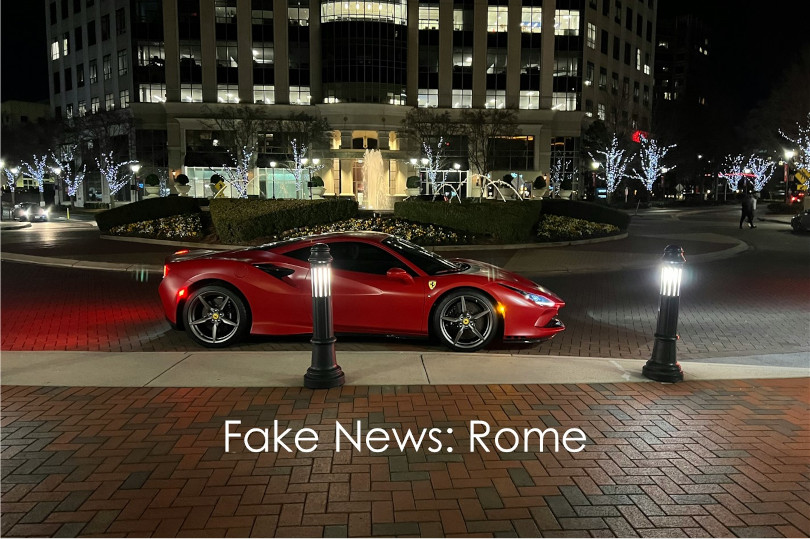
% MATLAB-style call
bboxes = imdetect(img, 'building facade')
[46,0,656,203]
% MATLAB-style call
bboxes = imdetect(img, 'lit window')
[452,89,472,109]
[586,23,596,48]
[554,9,579,36]
[217,84,240,103]
[418,5,439,29]
[66,104,74,118]
[418,88,438,108]
[636,48,642,71]
[597,103,605,120]
[62,32,70,55]
[105,93,115,110]
[289,86,311,105]
[90,96,99,114]
[519,90,540,110]
[520,7,542,33]
[253,85,275,104]
[485,90,506,109]
[51,39,60,60]
[120,89,130,108]
[488,6,508,32]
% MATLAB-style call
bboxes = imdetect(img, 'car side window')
[285,242,406,275]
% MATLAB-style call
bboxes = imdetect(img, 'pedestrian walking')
[740,192,756,229]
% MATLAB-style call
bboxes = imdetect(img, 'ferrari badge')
[428,280,437,290]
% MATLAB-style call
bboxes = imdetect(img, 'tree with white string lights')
[745,155,776,193]
[2,164,20,207]
[779,112,810,171]
[216,146,255,199]
[721,154,747,191]
[51,144,86,204]
[22,153,50,207]
[630,136,676,194]
[95,151,136,208]
[590,134,630,196]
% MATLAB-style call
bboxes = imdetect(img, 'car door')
[326,241,426,334]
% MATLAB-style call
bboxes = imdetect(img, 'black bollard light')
[304,243,345,389]
[643,245,686,383]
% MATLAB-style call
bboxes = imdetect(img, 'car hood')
[452,258,563,302]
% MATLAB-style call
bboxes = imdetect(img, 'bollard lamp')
[304,243,345,389]
[643,245,686,382]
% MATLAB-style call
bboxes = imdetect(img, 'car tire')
[183,285,250,348]
[432,289,499,352]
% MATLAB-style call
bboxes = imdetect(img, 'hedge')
[394,199,544,242]
[210,198,359,244]
[95,197,206,232]
[541,199,631,230]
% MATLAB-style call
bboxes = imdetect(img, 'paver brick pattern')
[2,379,808,537]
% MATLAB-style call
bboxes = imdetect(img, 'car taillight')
[163,265,169,278]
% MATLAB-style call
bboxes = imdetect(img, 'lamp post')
[660,167,669,202]
[130,162,141,202]
[304,243,345,389]
[643,245,686,383]
[269,161,277,199]
[784,149,794,204]
[10,167,18,208]
[52,166,62,207]
[591,161,599,200]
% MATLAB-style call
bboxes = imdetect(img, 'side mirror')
[386,267,414,284]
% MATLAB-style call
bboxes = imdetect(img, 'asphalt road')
[1,207,808,366]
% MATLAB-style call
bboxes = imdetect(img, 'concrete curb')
[0,222,33,231]
[99,232,631,252]
[0,251,163,273]
[1,350,806,387]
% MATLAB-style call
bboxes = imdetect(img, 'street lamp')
[269,161,277,199]
[590,161,600,199]
[643,245,686,383]
[130,163,141,202]
[52,166,63,207]
[660,167,669,201]
[304,243,345,389]
[784,149,794,204]
[9,166,19,208]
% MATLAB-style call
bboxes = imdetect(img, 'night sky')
[2,0,808,114]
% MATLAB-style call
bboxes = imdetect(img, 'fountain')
[362,149,393,210]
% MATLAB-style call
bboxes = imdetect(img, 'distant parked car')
[791,209,810,233]
[12,202,49,222]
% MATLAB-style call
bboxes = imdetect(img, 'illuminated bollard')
[304,243,345,389]
[643,245,686,383]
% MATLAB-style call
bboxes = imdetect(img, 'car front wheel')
[183,285,249,347]
[433,289,499,352]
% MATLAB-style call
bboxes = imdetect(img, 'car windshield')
[382,236,463,275]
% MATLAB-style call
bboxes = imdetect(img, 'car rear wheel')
[183,285,249,347]
[433,289,499,352]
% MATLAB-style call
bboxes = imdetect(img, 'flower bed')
[108,213,203,240]
[273,217,477,246]
[536,214,619,242]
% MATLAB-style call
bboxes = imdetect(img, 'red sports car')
[159,231,565,352]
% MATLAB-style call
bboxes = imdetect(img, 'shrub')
[309,176,324,187]
[394,199,543,243]
[532,176,546,189]
[276,217,475,246]
[144,174,160,187]
[536,214,619,242]
[406,176,420,189]
[210,174,224,185]
[96,196,206,232]
[210,198,359,244]
[175,173,189,185]
[541,199,631,230]
[108,213,203,240]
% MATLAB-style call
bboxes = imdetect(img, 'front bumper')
[502,317,565,343]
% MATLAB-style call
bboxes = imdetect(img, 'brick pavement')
[2,379,808,537]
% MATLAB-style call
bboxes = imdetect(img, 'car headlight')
[499,284,556,307]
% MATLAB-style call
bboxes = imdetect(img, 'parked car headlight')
[499,284,556,307]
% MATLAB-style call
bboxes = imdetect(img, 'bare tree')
[461,109,518,179]
[401,107,460,151]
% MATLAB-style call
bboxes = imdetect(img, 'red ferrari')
[159,232,565,352]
